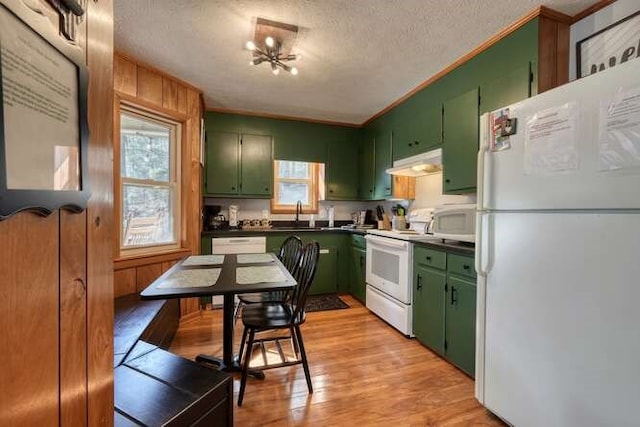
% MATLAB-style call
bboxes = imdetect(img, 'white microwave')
[431,204,476,243]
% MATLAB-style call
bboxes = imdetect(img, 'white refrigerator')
[475,59,640,427]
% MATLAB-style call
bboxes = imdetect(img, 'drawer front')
[351,234,366,249]
[447,253,476,280]
[414,245,446,270]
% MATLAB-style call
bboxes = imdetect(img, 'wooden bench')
[114,295,232,426]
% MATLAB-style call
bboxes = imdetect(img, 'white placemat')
[236,266,287,285]
[181,255,225,266]
[237,253,275,264]
[157,268,221,289]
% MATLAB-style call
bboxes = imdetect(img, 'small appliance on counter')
[203,205,228,231]
[407,208,434,234]
[228,205,239,229]
[431,203,476,242]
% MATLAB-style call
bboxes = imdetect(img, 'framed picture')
[576,10,640,78]
[0,3,90,219]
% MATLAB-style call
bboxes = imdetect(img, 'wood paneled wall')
[113,53,202,317]
[0,0,114,425]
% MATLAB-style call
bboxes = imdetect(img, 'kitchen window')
[118,107,181,255]
[271,160,321,213]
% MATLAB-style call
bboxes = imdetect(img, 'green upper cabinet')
[203,128,273,197]
[480,62,533,114]
[373,129,392,200]
[442,88,479,194]
[205,131,240,195]
[240,134,273,196]
[393,101,443,161]
[326,140,359,200]
[358,130,375,200]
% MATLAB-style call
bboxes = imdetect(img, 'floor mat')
[304,294,349,312]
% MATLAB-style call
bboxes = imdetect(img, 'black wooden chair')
[236,235,303,311]
[236,241,320,406]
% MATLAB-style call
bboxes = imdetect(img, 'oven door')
[365,235,412,304]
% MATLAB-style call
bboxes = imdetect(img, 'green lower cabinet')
[350,246,366,303]
[311,246,338,295]
[413,264,445,355]
[412,246,476,377]
[444,275,476,376]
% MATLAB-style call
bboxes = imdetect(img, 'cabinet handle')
[385,187,390,191]
[408,143,412,147]
[417,274,422,290]
[265,187,269,192]
[414,140,419,145]
[451,286,457,305]
[360,255,364,268]
[231,186,236,190]
[426,256,432,261]
[445,179,450,183]
[463,264,470,270]
[329,189,334,193]
[369,189,373,193]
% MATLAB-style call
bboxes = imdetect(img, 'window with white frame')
[119,108,181,253]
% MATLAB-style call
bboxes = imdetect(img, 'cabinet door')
[445,276,476,376]
[240,134,273,197]
[205,131,239,195]
[413,264,446,355]
[326,140,358,200]
[442,88,479,194]
[310,246,338,295]
[480,62,532,114]
[358,133,375,200]
[350,247,366,303]
[412,103,443,155]
[373,130,392,199]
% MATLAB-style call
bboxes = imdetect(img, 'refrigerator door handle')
[477,113,492,211]
[475,212,493,277]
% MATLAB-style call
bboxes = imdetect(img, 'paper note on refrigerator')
[598,87,640,171]
[524,102,579,175]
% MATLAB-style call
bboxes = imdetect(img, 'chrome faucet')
[295,200,302,227]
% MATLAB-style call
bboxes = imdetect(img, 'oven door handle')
[365,235,408,250]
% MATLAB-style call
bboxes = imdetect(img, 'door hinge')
[478,94,481,106]
[444,283,448,292]
[444,340,448,351]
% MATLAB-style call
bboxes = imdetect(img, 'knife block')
[378,215,391,230]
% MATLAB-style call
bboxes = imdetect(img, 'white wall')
[409,172,475,210]
[569,0,640,81]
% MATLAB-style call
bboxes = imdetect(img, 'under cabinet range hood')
[385,148,442,177]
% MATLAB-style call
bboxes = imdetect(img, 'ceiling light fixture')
[246,35,299,76]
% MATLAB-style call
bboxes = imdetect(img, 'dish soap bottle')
[328,205,335,228]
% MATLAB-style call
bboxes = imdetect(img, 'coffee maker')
[203,205,227,230]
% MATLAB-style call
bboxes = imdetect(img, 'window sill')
[114,248,192,271]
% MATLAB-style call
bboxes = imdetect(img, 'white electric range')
[364,229,442,336]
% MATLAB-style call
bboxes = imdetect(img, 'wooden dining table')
[140,252,297,371]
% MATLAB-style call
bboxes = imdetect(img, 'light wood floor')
[169,295,505,426]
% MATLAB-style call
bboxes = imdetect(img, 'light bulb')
[272,67,280,75]
[246,41,256,51]
[265,36,274,48]
[291,67,298,75]
[295,54,303,60]
[249,60,254,66]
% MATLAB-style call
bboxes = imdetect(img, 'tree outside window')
[271,160,320,213]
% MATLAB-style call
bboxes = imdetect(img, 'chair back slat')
[278,235,303,276]
[290,241,320,321]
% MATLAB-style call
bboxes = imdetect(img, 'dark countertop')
[202,227,369,237]
[202,227,474,254]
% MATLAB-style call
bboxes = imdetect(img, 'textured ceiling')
[114,0,598,125]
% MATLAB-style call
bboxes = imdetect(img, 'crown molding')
[571,0,617,24]
[206,107,361,128]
